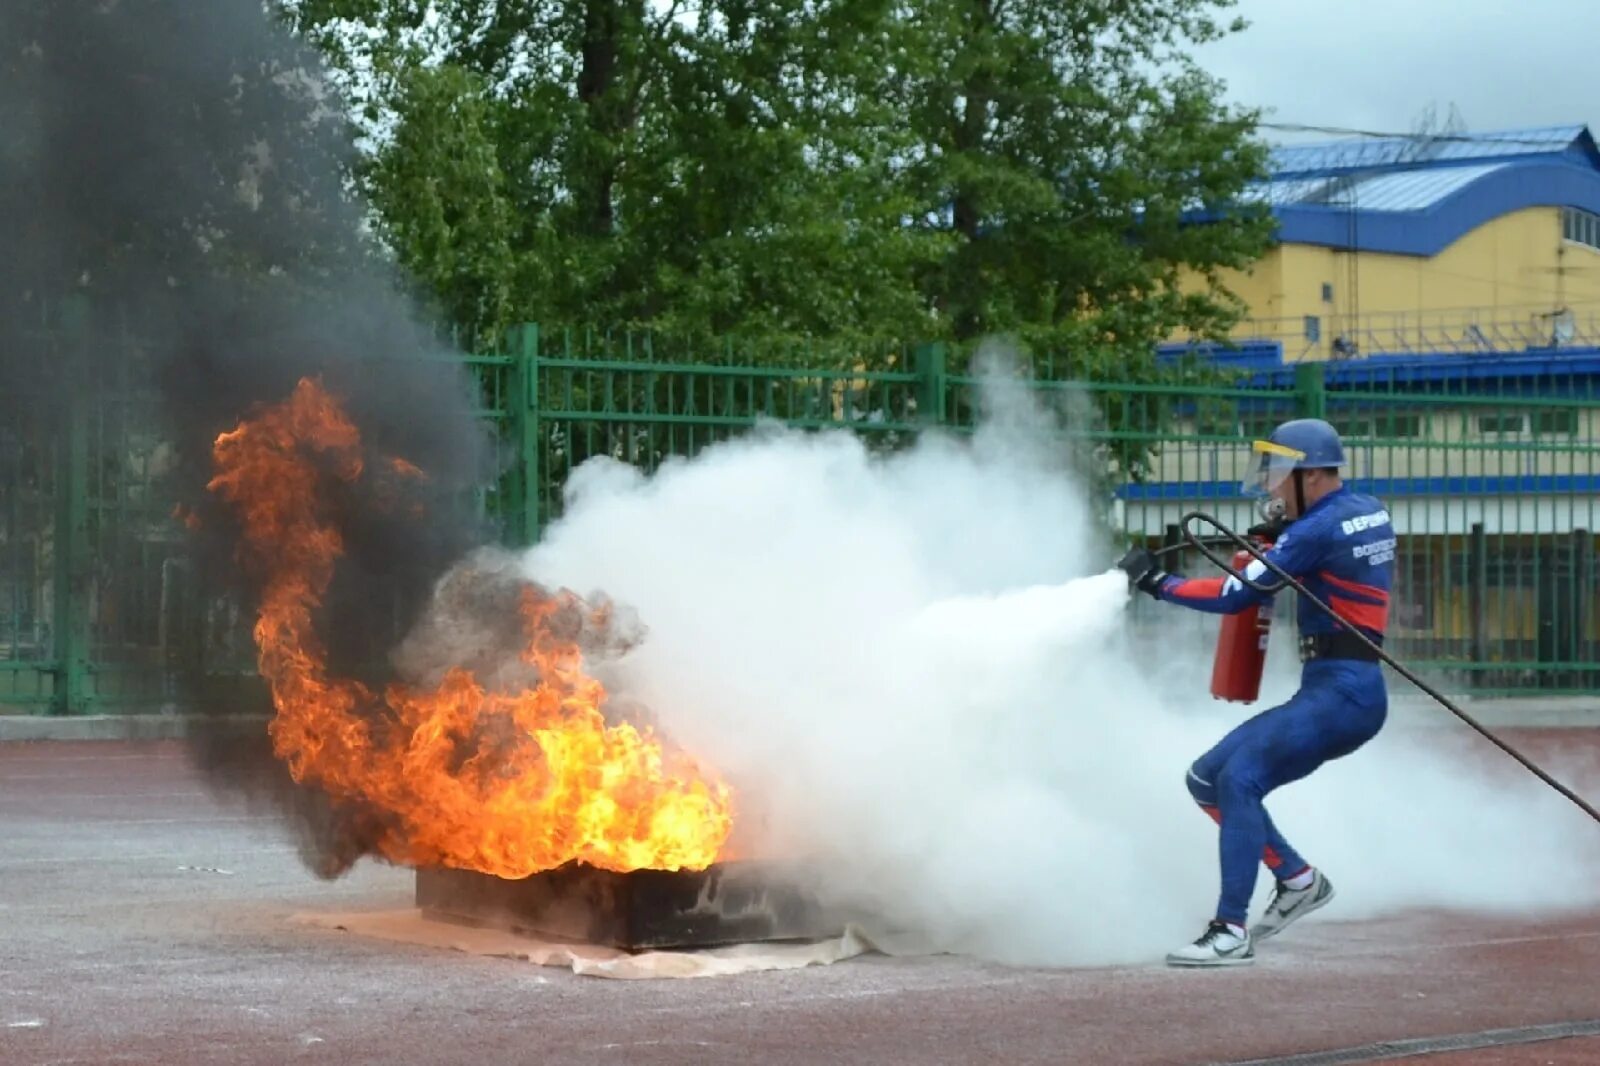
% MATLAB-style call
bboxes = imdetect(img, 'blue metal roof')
[1269,125,1595,178]
[1349,163,1510,210]
[1254,163,1508,210]
[1238,124,1600,255]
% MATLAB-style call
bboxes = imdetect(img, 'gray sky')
[1198,0,1600,143]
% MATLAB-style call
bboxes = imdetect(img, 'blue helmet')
[1268,418,1345,469]
[1241,418,1344,499]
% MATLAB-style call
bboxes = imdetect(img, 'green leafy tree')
[284,0,1270,376]
[284,0,946,350]
[888,0,1271,368]
[364,62,521,346]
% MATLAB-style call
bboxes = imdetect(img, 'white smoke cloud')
[519,363,1600,966]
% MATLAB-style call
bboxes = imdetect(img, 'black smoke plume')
[0,1,498,875]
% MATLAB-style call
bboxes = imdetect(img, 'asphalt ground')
[3,737,1597,1066]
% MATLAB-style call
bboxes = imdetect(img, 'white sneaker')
[1252,869,1335,941]
[1165,921,1254,967]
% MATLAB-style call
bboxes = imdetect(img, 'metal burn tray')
[415,862,846,951]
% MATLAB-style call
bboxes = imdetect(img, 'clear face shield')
[1240,440,1307,522]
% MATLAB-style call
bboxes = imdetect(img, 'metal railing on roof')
[1211,306,1600,357]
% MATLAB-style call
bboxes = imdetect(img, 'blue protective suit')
[1155,485,1395,925]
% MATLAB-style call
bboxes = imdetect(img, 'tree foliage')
[282,0,1271,369]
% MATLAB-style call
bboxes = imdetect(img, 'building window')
[1475,412,1528,436]
[1563,207,1600,251]
[1379,413,1425,439]
[1333,416,1373,440]
[1535,409,1579,436]
[1321,283,1334,303]
[1324,412,1426,440]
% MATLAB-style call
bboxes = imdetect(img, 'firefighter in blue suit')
[1118,419,1396,967]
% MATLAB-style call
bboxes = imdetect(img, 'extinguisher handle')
[1177,512,1280,593]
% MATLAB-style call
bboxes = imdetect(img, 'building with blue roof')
[1140,126,1600,681]
[1171,123,1600,361]
[1262,124,1600,261]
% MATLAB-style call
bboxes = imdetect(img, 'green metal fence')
[515,326,1600,695]
[1,301,194,712]
[0,384,57,710]
[1102,361,1600,693]
[3,318,1597,714]
[507,325,938,542]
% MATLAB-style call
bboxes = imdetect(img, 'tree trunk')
[948,0,995,338]
[576,0,640,237]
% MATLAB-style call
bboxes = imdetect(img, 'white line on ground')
[0,753,184,763]
[56,816,277,826]
[0,846,298,867]
[2,790,212,799]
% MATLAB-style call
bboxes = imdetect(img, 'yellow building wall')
[1176,207,1600,361]
[1192,255,1284,325]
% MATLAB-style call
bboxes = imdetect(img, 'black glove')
[1246,516,1288,542]
[1116,547,1168,598]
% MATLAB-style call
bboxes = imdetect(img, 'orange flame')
[208,378,732,877]
[388,456,426,479]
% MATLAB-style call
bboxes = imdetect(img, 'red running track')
[1,732,1596,1066]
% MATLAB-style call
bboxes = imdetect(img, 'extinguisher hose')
[1177,510,1600,827]
[1151,536,1237,559]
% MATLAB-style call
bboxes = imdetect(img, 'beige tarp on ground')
[294,909,877,979]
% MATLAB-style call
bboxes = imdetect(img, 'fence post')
[1469,521,1488,685]
[913,341,947,426]
[1161,522,1183,557]
[52,298,92,715]
[1573,528,1594,688]
[1295,361,1327,421]
[507,323,542,546]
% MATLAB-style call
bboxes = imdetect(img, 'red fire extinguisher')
[1210,543,1274,703]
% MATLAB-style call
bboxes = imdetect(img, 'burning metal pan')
[416,862,846,951]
